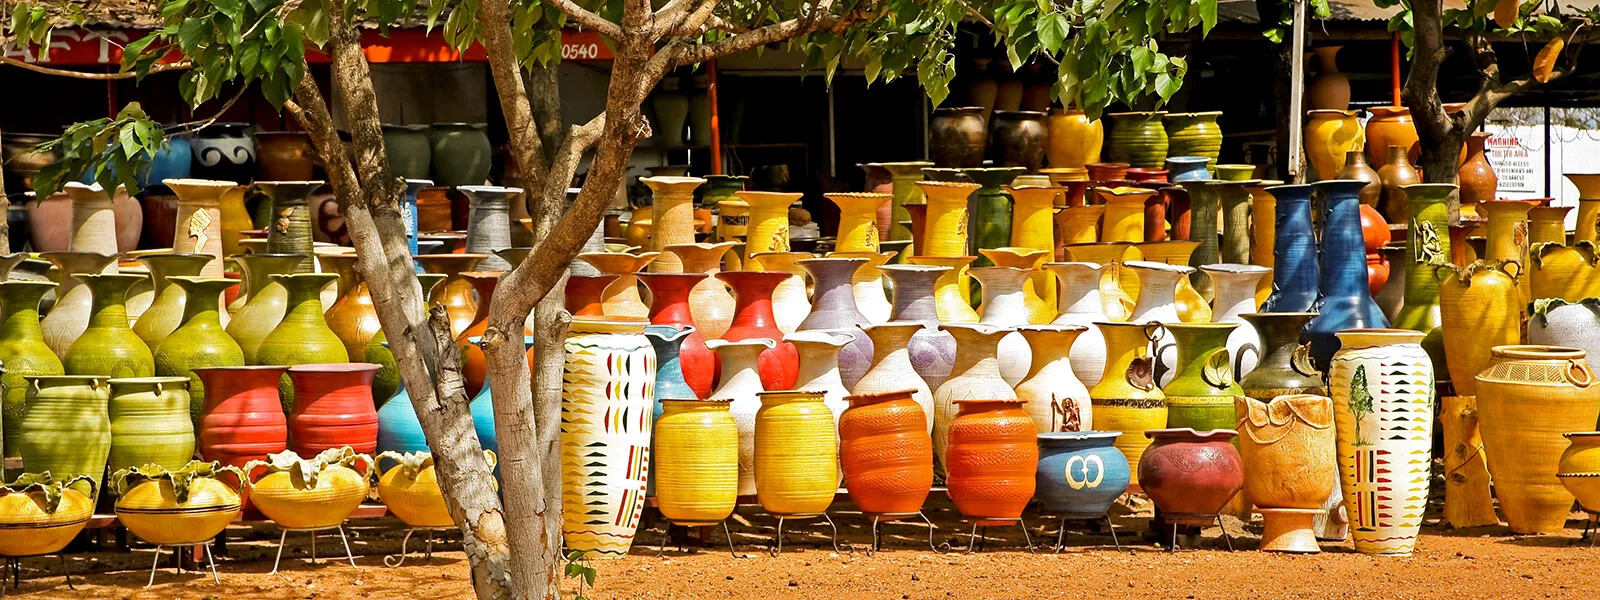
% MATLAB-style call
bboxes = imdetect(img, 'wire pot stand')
[143,542,220,588]
[863,511,942,556]
[652,521,738,558]
[765,512,850,556]
[1578,511,1599,548]
[1159,512,1234,552]
[952,517,1036,554]
[1,553,74,596]
[1047,513,1122,553]
[385,527,453,567]
[271,524,358,574]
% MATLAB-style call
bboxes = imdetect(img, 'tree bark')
[1441,395,1498,528]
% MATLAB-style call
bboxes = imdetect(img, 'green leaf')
[1199,0,1218,34]
[1037,12,1067,53]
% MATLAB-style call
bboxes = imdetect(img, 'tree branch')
[545,0,625,39]
[476,0,548,195]
[0,55,192,79]
[670,2,845,67]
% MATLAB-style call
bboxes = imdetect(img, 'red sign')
[1,28,612,66]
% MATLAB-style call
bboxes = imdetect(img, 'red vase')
[458,271,501,398]
[1359,204,1390,295]
[1166,187,1192,240]
[1062,180,1089,208]
[840,390,934,514]
[1137,428,1244,523]
[286,363,381,457]
[195,365,288,515]
[945,399,1038,523]
[639,273,718,399]
[715,270,799,390]
[1086,162,1130,184]
[1126,168,1169,183]
[1141,184,1169,241]
[566,275,617,317]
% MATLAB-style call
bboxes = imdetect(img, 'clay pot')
[2,132,59,191]
[455,271,505,397]
[106,376,195,473]
[25,191,71,252]
[1304,110,1361,181]
[1558,432,1600,515]
[226,253,310,363]
[1161,323,1243,432]
[1306,46,1350,110]
[1365,106,1419,166]
[246,448,372,530]
[1165,156,1211,183]
[1047,262,1110,387]
[416,185,454,232]
[1475,345,1600,534]
[1088,322,1164,484]
[1438,261,1521,397]
[753,391,838,515]
[1376,146,1422,225]
[576,251,658,320]
[64,273,154,379]
[797,258,874,388]
[132,253,211,352]
[1016,325,1092,432]
[1236,394,1337,508]
[254,132,316,181]
[255,181,322,270]
[1137,428,1243,523]
[640,273,716,399]
[665,242,740,338]
[429,123,492,187]
[909,255,981,323]
[1459,131,1498,206]
[287,363,380,458]
[1085,162,1130,184]
[930,107,988,168]
[1337,151,1382,207]
[195,365,287,472]
[739,190,800,263]
[559,318,654,557]
[1360,204,1391,295]
[852,322,938,432]
[932,323,1017,475]
[16,375,112,498]
[1262,184,1318,312]
[1098,186,1156,243]
[1046,108,1103,169]
[1106,112,1168,168]
[839,390,934,514]
[1303,181,1389,371]
[253,273,347,409]
[1163,112,1223,162]
[653,399,738,525]
[0,474,95,557]
[65,182,141,256]
[374,451,460,529]
[1034,431,1130,518]
[189,123,256,184]
[382,124,433,179]
[717,270,800,390]
[944,399,1038,522]
[749,251,811,335]
[987,110,1048,171]
[0,281,65,458]
[879,264,957,389]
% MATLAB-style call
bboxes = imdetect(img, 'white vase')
[1016,325,1093,432]
[852,322,937,434]
[932,323,1017,476]
[971,266,1033,386]
[750,252,811,335]
[880,264,957,390]
[1126,260,1195,386]
[1529,300,1600,361]
[787,330,853,424]
[708,337,776,496]
[830,250,895,326]
[1202,263,1272,378]
[1047,262,1110,388]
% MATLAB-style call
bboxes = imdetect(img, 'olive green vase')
[1107,112,1169,168]
[131,253,212,351]
[256,181,323,272]
[154,276,246,422]
[1163,112,1223,163]
[1160,322,1243,431]
[0,280,65,459]
[226,253,308,363]
[63,273,155,379]
[17,375,111,499]
[107,376,195,473]
[253,272,346,410]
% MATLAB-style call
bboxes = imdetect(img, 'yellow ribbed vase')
[827,193,889,253]
[754,391,838,515]
[739,191,801,262]
[1098,187,1154,243]
[655,399,738,525]
[917,181,980,258]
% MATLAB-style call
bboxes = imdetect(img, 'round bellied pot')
[1476,345,1600,534]
[652,400,737,525]
[1088,322,1165,484]
[1376,146,1422,226]
[1558,432,1600,516]
[226,253,308,363]
[1163,112,1223,163]
[1530,300,1600,367]
[63,274,154,379]
[253,273,346,409]
[796,258,875,389]
[1034,431,1130,519]
[878,265,957,389]
[382,124,432,179]
[254,131,316,181]
[1306,46,1350,110]
[318,254,382,362]
[929,107,988,168]
[110,461,244,546]
[1137,428,1243,525]
[1015,325,1092,432]
[1236,394,1337,553]
[255,181,323,270]
[852,323,938,430]
[189,123,256,183]
[131,253,212,352]
[1337,150,1382,207]
[1438,260,1521,397]
[1365,106,1420,166]
[245,447,373,530]
[707,337,772,497]
[932,323,1017,476]
[1046,107,1103,169]
[560,317,655,558]
[376,451,488,529]
[0,280,65,458]
[0,473,96,557]
[839,390,934,515]
[945,399,1039,523]
[1161,323,1242,432]
[107,376,194,474]
[195,366,288,478]
[1328,329,1434,555]
[1106,112,1168,168]
[429,123,492,187]
[665,242,740,338]
[987,111,1048,171]
[16,375,111,498]
[753,391,838,515]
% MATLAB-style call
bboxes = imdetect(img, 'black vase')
[189,122,257,184]
[930,107,987,168]
[987,110,1048,172]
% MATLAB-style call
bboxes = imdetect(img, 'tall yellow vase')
[1566,174,1600,244]
[1482,200,1537,308]
[1304,109,1363,181]
[1046,107,1104,169]
[654,399,739,525]
[1097,186,1154,243]
[826,193,890,253]
[1006,186,1058,253]
[1249,180,1283,306]
[754,390,838,515]
[644,176,706,272]
[1057,205,1105,245]
[1088,321,1166,484]
[916,181,980,258]
[738,191,801,263]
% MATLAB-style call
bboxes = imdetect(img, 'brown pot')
[1137,428,1244,523]
[1459,131,1498,206]
[26,191,73,252]
[929,107,987,168]
[1337,150,1382,207]
[1376,145,1421,225]
[944,399,1037,522]
[1365,107,1419,166]
[253,132,317,181]
[839,389,934,515]
[1085,162,1130,185]
[987,111,1048,172]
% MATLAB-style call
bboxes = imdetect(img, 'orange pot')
[944,399,1038,522]
[839,390,934,515]
[1365,106,1419,166]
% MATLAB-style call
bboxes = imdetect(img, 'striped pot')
[560,317,657,559]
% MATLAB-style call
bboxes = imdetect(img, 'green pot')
[1163,112,1223,162]
[255,181,322,272]
[63,274,154,379]
[382,124,433,180]
[429,123,492,187]
[131,253,211,351]
[18,375,111,499]
[253,272,347,411]
[1107,112,1169,168]
[1237,312,1325,400]
[154,276,245,422]
[963,167,1025,267]
[1395,183,1455,378]
[38,251,119,359]
[1217,177,1256,265]
[881,162,935,249]
[1160,322,1243,431]
[0,281,65,459]
[107,376,195,473]
[226,253,308,363]
[365,274,448,406]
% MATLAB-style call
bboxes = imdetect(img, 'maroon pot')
[1085,162,1130,184]
[1137,428,1243,524]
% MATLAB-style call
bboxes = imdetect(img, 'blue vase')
[1263,184,1319,313]
[142,136,193,188]
[1165,156,1211,182]
[377,383,429,454]
[1035,431,1131,519]
[644,324,693,496]
[468,383,498,456]
[1303,180,1390,370]
[403,179,430,271]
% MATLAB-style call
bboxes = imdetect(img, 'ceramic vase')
[653,399,738,525]
[252,273,346,409]
[749,252,811,335]
[828,250,895,327]
[372,452,455,529]
[1163,112,1223,162]
[1304,110,1361,181]
[1047,108,1103,169]
[1046,262,1110,388]
[1338,151,1382,208]
[1138,428,1243,524]
[153,277,244,422]
[1376,146,1422,225]
[930,107,987,168]
[639,273,716,399]
[708,337,773,496]
[1327,329,1434,556]
[753,391,838,515]
[1394,184,1453,339]
[577,251,659,320]
[194,365,287,472]
[560,318,655,558]
[1475,345,1600,534]
[1015,325,1092,432]
[131,254,211,352]
[981,247,1054,325]
[717,270,800,390]
[1088,322,1164,484]
[256,181,322,272]
[1202,264,1270,377]
[1159,323,1242,433]
[106,376,194,473]
[945,399,1038,522]
[0,473,95,556]
[1125,261,1193,386]
[319,254,382,362]
[64,182,137,258]
[1530,301,1600,367]
[286,363,380,457]
[987,110,1048,171]
[909,256,980,323]
[1236,393,1337,552]
[879,265,957,390]
[1365,106,1419,167]
[852,323,938,432]
[1306,46,1350,109]
[1438,260,1521,397]
[17,375,111,498]
[917,180,978,259]
[63,274,154,379]
[382,124,432,178]
[1261,184,1318,312]
[665,242,740,339]
[1107,112,1169,168]
[1007,185,1059,254]
[1034,431,1131,521]
[828,192,889,253]
[1559,432,1600,517]
[429,123,492,187]
[459,185,519,271]
[839,390,934,514]
[642,177,705,273]
[964,168,1025,264]
[971,266,1034,386]
[933,323,1017,476]
[788,331,854,423]
[1304,181,1390,371]
[1483,199,1537,308]
[882,162,934,249]
[226,253,310,363]
[740,191,801,263]
[1099,186,1155,243]
[0,281,65,458]
[164,178,232,276]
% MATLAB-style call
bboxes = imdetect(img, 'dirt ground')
[6,496,1600,600]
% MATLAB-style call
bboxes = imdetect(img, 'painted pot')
[1125,261,1193,386]
[653,400,738,525]
[1238,312,1324,400]
[1236,393,1336,508]
[1138,428,1243,523]
[38,254,123,361]
[1088,322,1165,484]
[739,191,800,263]
[107,376,194,473]
[1046,108,1103,169]
[1364,106,1419,166]
[1203,264,1271,377]
[164,178,232,276]
[797,258,875,389]
[254,273,347,409]
[945,399,1038,522]
[17,375,111,498]
[429,123,492,187]
[189,123,256,184]
[0,473,95,557]
[1034,431,1129,518]
[665,242,741,339]
[575,251,657,320]
[1016,325,1092,432]
[227,253,314,364]
[1304,180,1390,371]
[930,107,988,168]
[319,254,383,362]
[982,247,1054,325]
[839,390,934,515]
[1262,184,1318,312]
[933,323,1017,476]
[111,461,244,545]
[753,391,838,515]
[1163,112,1223,162]
[195,366,288,472]
[374,451,462,529]
[717,270,799,390]
[64,274,154,379]
[246,448,373,530]
[1438,260,1521,397]
[1328,329,1434,555]
[1475,345,1600,534]
[828,192,889,253]
[287,363,381,457]
[0,281,65,459]
[560,317,655,559]
[916,180,979,259]
[1106,112,1169,168]
[1394,184,1453,343]
[1161,323,1242,432]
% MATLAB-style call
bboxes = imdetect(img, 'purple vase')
[880,264,956,390]
[798,257,875,389]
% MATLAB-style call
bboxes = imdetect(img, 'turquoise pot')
[376,382,429,455]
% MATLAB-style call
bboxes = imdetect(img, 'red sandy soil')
[6,497,1600,599]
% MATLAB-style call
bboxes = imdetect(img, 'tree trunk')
[1441,395,1498,528]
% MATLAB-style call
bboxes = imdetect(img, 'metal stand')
[955,518,1036,554]
[865,512,941,555]
[270,525,358,574]
[385,527,451,567]
[653,521,738,557]
[1579,512,1598,547]
[1163,514,1234,552]
[2,553,73,594]
[1050,514,1121,552]
[145,543,219,587]
[765,513,848,555]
